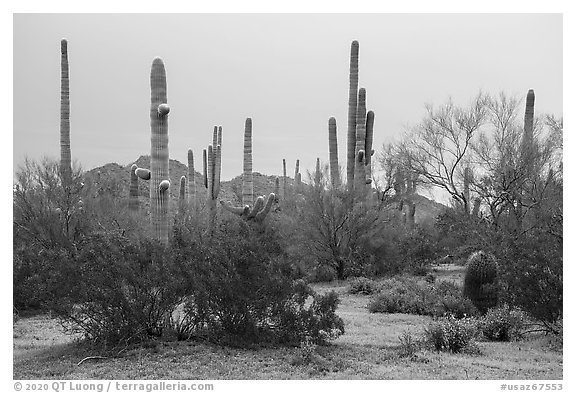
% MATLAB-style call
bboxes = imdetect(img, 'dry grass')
[13,275,562,380]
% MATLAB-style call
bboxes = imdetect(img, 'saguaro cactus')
[60,39,72,187]
[314,158,321,187]
[242,118,254,207]
[178,175,186,215]
[221,118,275,222]
[347,40,359,190]
[129,164,139,211]
[282,158,287,198]
[523,89,535,149]
[187,149,196,210]
[134,57,170,244]
[328,117,339,188]
[205,126,223,233]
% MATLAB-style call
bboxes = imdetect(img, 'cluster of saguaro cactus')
[463,251,499,313]
[60,39,72,188]
[220,118,275,222]
[331,40,375,193]
[134,57,171,244]
[204,126,223,231]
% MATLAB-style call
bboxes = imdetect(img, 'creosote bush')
[423,315,478,353]
[479,304,527,341]
[348,277,379,295]
[368,277,477,318]
[170,217,344,346]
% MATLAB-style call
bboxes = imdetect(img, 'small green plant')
[425,273,436,284]
[398,330,420,358]
[348,277,379,295]
[423,315,478,353]
[479,304,527,341]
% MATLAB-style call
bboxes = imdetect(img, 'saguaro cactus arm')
[354,88,367,189]
[135,167,151,180]
[220,201,250,216]
[364,110,375,185]
[255,193,276,222]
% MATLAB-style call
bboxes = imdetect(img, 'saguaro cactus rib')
[60,39,72,187]
[149,57,170,245]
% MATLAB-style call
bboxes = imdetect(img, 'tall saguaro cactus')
[134,58,171,244]
[187,149,196,210]
[243,118,254,207]
[347,40,359,190]
[221,118,275,222]
[206,126,223,233]
[60,39,72,187]
[328,117,339,188]
[282,158,287,198]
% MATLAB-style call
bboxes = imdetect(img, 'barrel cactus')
[463,251,499,313]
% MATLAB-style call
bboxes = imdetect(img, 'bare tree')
[399,92,489,214]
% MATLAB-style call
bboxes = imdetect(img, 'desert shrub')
[423,316,478,353]
[368,277,477,318]
[495,231,562,330]
[463,251,499,313]
[434,280,478,318]
[348,277,379,295]
[479,304,527,341]
[425,273,436,284]
[172,218,344,346]
[398,330,421,358]
[51,232,183,348]
[398,226,441,274]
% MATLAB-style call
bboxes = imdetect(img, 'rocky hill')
[84,156,446,222]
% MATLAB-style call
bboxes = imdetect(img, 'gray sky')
[13,13,562,185]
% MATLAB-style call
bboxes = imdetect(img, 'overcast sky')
[13,13,562,185]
